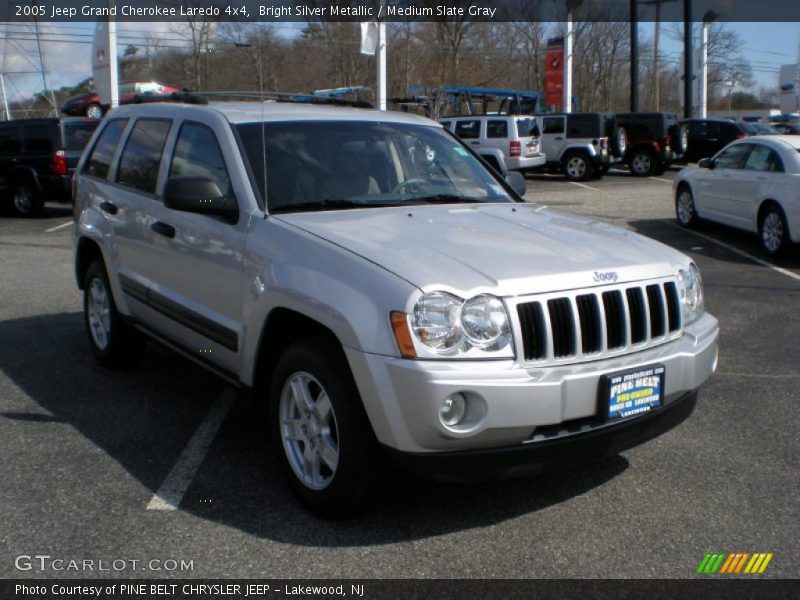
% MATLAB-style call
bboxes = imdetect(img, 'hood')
[276,203,688,297]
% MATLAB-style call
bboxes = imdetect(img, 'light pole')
[564,0,583,113]
[699,10,718,119]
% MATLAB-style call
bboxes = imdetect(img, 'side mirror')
[164,177,238,222]
[505,170,527,197]
[698,158,713,169]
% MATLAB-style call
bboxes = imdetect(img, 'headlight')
[412,292,463,351]
[461,294,510,348]
[395,291,514,359]
[676,263,704,324]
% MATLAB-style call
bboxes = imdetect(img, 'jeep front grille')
[516,279,682,363]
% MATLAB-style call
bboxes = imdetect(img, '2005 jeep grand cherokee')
[73,101,718,517]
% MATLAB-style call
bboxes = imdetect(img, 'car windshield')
[236,120,515,213]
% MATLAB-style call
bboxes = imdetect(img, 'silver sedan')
[674,135,800,256]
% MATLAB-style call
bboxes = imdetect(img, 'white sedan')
[673,135,800,256]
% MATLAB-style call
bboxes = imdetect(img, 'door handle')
[151,221,176,238]
[99,201,118,215]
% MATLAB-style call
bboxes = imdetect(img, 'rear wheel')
[12,183,44,217]
[85,103,104,119]
[562,152,594,181]
[269,337,384,518]
[629,151,655,176]
[759,205,790,257]
[83,260,146,368]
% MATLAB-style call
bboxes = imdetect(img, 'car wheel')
[85,104,104,119]
[83,260,146,368]
[562,152,594,181]
[12,183,44,217]
[759,205,790,257]
[630,151,654,176]
[269,337,384,518]
[675,185,700,229]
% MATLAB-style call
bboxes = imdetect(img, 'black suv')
[680,118,751,164]
[0,117,100,217]
[615,112,688,176]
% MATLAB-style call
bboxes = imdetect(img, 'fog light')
[440,393,467,427]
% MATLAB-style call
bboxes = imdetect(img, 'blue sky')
[1,21,797,102]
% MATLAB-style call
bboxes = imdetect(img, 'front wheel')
[759,206,790,257]
[675,185,700,228]
[562,152,594,181]
[269,337,384,518]
[12,183,44,217]
[83,260,146,368]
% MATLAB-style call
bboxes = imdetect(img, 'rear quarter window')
[486,120,509,139]
[84,118,128,179]
[567,115,600,138]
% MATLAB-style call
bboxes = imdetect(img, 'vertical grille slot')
[602,290,626,349]
[626,287,647,344]
[547,298,576,357]
[664,282,681,331]
[646,284,666,337]
[517,302,547,360]
[576,294,602,354]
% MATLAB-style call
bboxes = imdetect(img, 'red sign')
[544,44,564,109]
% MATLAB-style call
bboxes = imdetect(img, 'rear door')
[540,116,566,161]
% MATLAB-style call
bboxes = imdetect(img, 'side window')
[542,117,565,135]
[168,122,230,197]
[117,119,171,194]
[0,125,21,155]
[486,120,508,139]
[454,120,480,140]
[23,124,55,154]
[714,144,749,169]
[567,115,598,138]
[84,119,128,179]
[767,151,784,173]
[743,144,773,171]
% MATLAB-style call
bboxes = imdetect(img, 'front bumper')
[384,389,698,482]
[345,312,717,455]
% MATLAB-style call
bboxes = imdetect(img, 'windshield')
[236,121,515,213]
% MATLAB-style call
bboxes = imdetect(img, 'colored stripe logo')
[697,552,773,574]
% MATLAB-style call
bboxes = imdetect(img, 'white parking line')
[146,388,236,511]
[569,181,598,191]
[44,220,73,233]
[671,224,800,283]
[649,177,673,184]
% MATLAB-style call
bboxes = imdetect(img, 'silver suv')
[73,101,718,517]
[440,115,546,173]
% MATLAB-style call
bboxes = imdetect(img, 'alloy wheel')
[87,277,111,350]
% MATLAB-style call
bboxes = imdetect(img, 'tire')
[562,152,595,181]
[12,182,44,217]
[83,260,146,368]
[675,184,700,229]
[759,205,790,257]
[610,126,627,158]
[672,125,689,155]
[85,103,104,119]
[629,150,655,177]
[269,337,384,518]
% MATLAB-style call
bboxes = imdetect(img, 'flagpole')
[376,1,387,111]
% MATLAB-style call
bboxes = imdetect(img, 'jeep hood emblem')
[593,271,619,283]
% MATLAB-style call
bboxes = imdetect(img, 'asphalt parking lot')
[1,167,798,580]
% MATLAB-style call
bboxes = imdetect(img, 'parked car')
[615,112,688,176]
[0,117,99,217]
[534,112,626,181]
[772,122,800,135]
[440,114,546,174]
[61,81,182,119]
[73,100,718,517]
[679,118,751,163]
[674,135,800,256]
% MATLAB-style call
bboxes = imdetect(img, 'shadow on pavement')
[0,311,629,546]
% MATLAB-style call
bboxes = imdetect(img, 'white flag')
[360,22,378,56]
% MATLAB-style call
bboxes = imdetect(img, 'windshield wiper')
[402,194,489,205]
[269,199,375,213]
